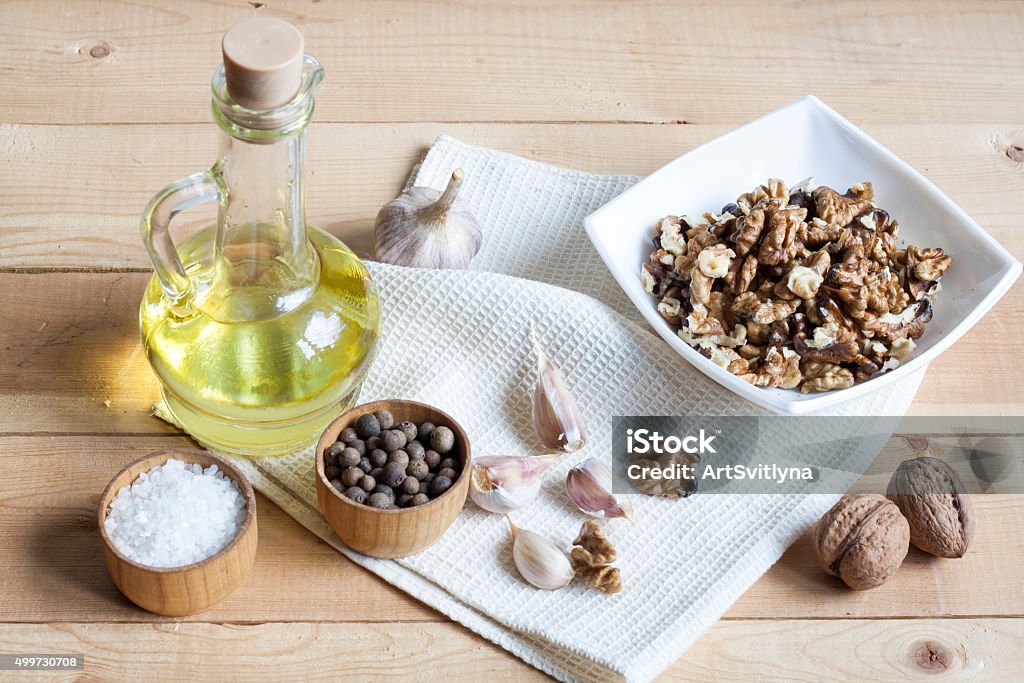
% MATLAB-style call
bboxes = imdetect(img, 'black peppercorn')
[341,466,364,487]
[430,426,455,454]
[424,450,441,469]
[405,441,425,460]
[382,461,406,488]
[417,421,436,442]
[406,459,429,481]
[324,442,344,465]
[368,448,388,468]
[397,421,418,443]
[381,429,407,452]
[340,447,362,468]
[430,476,453,496]
[344,487,367,504]
[368,492,391,509]
[334,414,469,507]
[374,409,395,430]
[355,413,381,439]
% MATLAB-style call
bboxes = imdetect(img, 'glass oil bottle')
[139,18,380,456]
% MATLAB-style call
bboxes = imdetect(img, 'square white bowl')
[585,96,1020,415]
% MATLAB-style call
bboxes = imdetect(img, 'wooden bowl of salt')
[97,449,258,616]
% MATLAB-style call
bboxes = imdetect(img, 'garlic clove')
[508,517,574,590]
[530,326,588,453]
[469,453,559,514]
[374,168,483,269]
[565,458,635,522]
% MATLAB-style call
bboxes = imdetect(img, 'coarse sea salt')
[105,458,247,568]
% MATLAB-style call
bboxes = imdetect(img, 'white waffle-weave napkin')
[158,135,923,682]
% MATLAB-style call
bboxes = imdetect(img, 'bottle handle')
[140,170,222,305]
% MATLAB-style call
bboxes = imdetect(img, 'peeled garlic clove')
[508,517,574,590]
[374,168,483,269]
[531,328,588,452]
[566,458,635,522]
[469,454,559,514]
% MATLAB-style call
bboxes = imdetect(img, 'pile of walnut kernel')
[642,178,952,393]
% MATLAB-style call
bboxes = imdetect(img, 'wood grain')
[0,622,547,682]
[0,0,1022,125]
[0,619,1021,681]
[2,435,1022,624]
[2,122,1023,269]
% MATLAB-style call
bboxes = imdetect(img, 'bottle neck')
[196,128,318,322]
[216,128,313,272]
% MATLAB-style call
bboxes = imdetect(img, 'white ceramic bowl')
[585,96,1020,415]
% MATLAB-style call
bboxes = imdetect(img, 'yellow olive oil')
[140,227,380,456]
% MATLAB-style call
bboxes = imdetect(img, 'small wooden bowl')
[315,400,470,558]
[98,449,258,617]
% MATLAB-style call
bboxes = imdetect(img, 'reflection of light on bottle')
[304,311,343,351]
[277,287,311,314]
[296,339,315,361]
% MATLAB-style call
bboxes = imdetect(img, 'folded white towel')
[159,135,923,682]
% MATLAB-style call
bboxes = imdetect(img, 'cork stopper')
[222,17,304,110]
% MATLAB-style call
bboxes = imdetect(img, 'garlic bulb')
[508,517,574,590]
[374,168,482,269]
[531,327,588,452]
[565,458,635,522]
[469,454,559,514]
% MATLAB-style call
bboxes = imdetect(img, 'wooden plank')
[671,618,1024,681]
[0,622,547,682]
[2,122,1023,270]
[0,435,435,623]
[0,619,1021,681]
[0,1,1022,125]
[725,494,1024,620]
[1,271,1020,435]
[0,273,168,434]
[1,435,1021,623]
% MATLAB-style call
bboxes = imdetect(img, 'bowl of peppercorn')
[315,399,470,558]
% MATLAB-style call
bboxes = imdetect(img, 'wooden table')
[2,1,1022,679]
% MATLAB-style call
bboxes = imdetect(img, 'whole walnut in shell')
[886,456,975,558]
[813,493,909,590]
